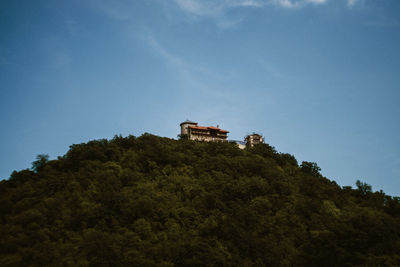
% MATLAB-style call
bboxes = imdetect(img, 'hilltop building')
[245,133,263,147]
[179,121,264,148]
[180,120,229,142]
[231,134,264,149]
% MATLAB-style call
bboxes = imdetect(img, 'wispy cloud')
[146,35,186,69]
[347,0,358,8]
[146,34,234,86]
[145,34,245,117]
[262,0,328,8]
[145,34,266,134]
[173,0,265,16]
[146,34,209,91]
[173,0,328,16]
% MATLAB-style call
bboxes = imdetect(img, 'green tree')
[300,161,321,175]
[31,154,49,173]
[356,179,372,195]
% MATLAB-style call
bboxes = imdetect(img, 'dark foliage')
[1,134,399,266]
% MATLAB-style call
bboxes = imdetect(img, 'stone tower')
[180,120,198,136]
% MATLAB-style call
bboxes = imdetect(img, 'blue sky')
[1,0,399,196]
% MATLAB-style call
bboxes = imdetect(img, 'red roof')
[189,125,229,133]
[189,126,208,130]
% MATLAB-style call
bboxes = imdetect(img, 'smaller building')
[245,133,263,147]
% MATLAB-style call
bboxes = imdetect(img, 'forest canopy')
[1,133,399,266]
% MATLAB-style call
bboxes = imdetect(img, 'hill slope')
[1,134,400,266]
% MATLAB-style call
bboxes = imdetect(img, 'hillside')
[1,134,400,266]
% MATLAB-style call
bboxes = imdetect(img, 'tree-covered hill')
[1,134,400,266]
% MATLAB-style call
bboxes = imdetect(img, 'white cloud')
[145,34,248,125]
[173,0,265,16]
[146,35,186,68]
[145,34,241,101]
[347,0,357,8]
[173,0,223,16]
[271,0,327,8]
[173,0,328,15]
[234,0,265,7]
[306,0,327,4]
[146,34,215,87]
